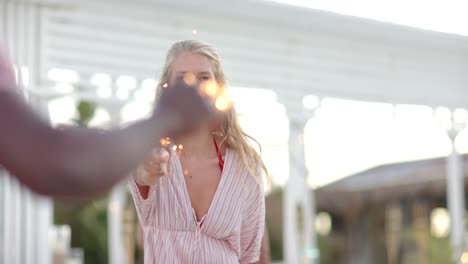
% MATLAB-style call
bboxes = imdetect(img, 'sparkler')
[183,72,197,86]
[215,93,231,111]
[158,137,172,175]
[200,80,219,97]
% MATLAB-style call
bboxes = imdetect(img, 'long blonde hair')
[155,40,267,182]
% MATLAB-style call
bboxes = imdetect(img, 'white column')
[303,174,318,263]
[1,172,12,264]
[447,128,465,259]
[283,121,301,264]
[1,1,52,264]
[7,3,22,263]
[284,114,318,264]
[12,177,22,264]
[24,188,35,264]
[108,185,127,264]
[36,196,53,264]
[24,3,40,263]
[107,104,127,264]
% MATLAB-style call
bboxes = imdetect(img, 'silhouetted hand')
[153,80,224,137]
[0,48,16,92]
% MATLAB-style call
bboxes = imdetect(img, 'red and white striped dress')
[129,148,265,263]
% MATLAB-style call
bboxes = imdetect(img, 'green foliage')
[317,233,346,264]
[267,224,283,260]
[402,228,455,264]
[425,236,454,264]
[54,199,109,264]
[74,100,96,126]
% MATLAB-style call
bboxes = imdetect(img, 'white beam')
[284,109,318,263]
[38,0,468,111]
[447,129,466,260]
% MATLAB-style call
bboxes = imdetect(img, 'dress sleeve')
[239,180,265,264]
[128,166,156,226]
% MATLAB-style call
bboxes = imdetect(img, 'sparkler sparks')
[215,94,231,111]
[183,72,197,86]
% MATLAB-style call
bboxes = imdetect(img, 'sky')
[304,98,468,187]
[267,0,468,37]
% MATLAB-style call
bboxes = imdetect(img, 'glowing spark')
[462,253,468,263]
[192,29,197,35]
[183,72,197,86]
[461,252,468,263]
[178,144,183,150]
[160,137,171,147]
[204,81,219,97]
[215,94,231,111]
[162,83,168,88]
[172,145,178,151]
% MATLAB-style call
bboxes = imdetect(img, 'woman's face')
[168,52,222,132]
[169,52,215,86]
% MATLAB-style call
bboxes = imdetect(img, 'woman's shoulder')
[226,149,263,191]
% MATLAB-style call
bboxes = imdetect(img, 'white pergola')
[1,0,467,263]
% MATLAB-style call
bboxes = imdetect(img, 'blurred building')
[266,155,468,263]
[315,154,468,264]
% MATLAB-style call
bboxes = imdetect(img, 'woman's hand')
[135,148,169,186]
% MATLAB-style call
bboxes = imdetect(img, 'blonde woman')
[130,40,268,263]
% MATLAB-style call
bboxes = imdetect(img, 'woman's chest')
[180,158,221,221]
